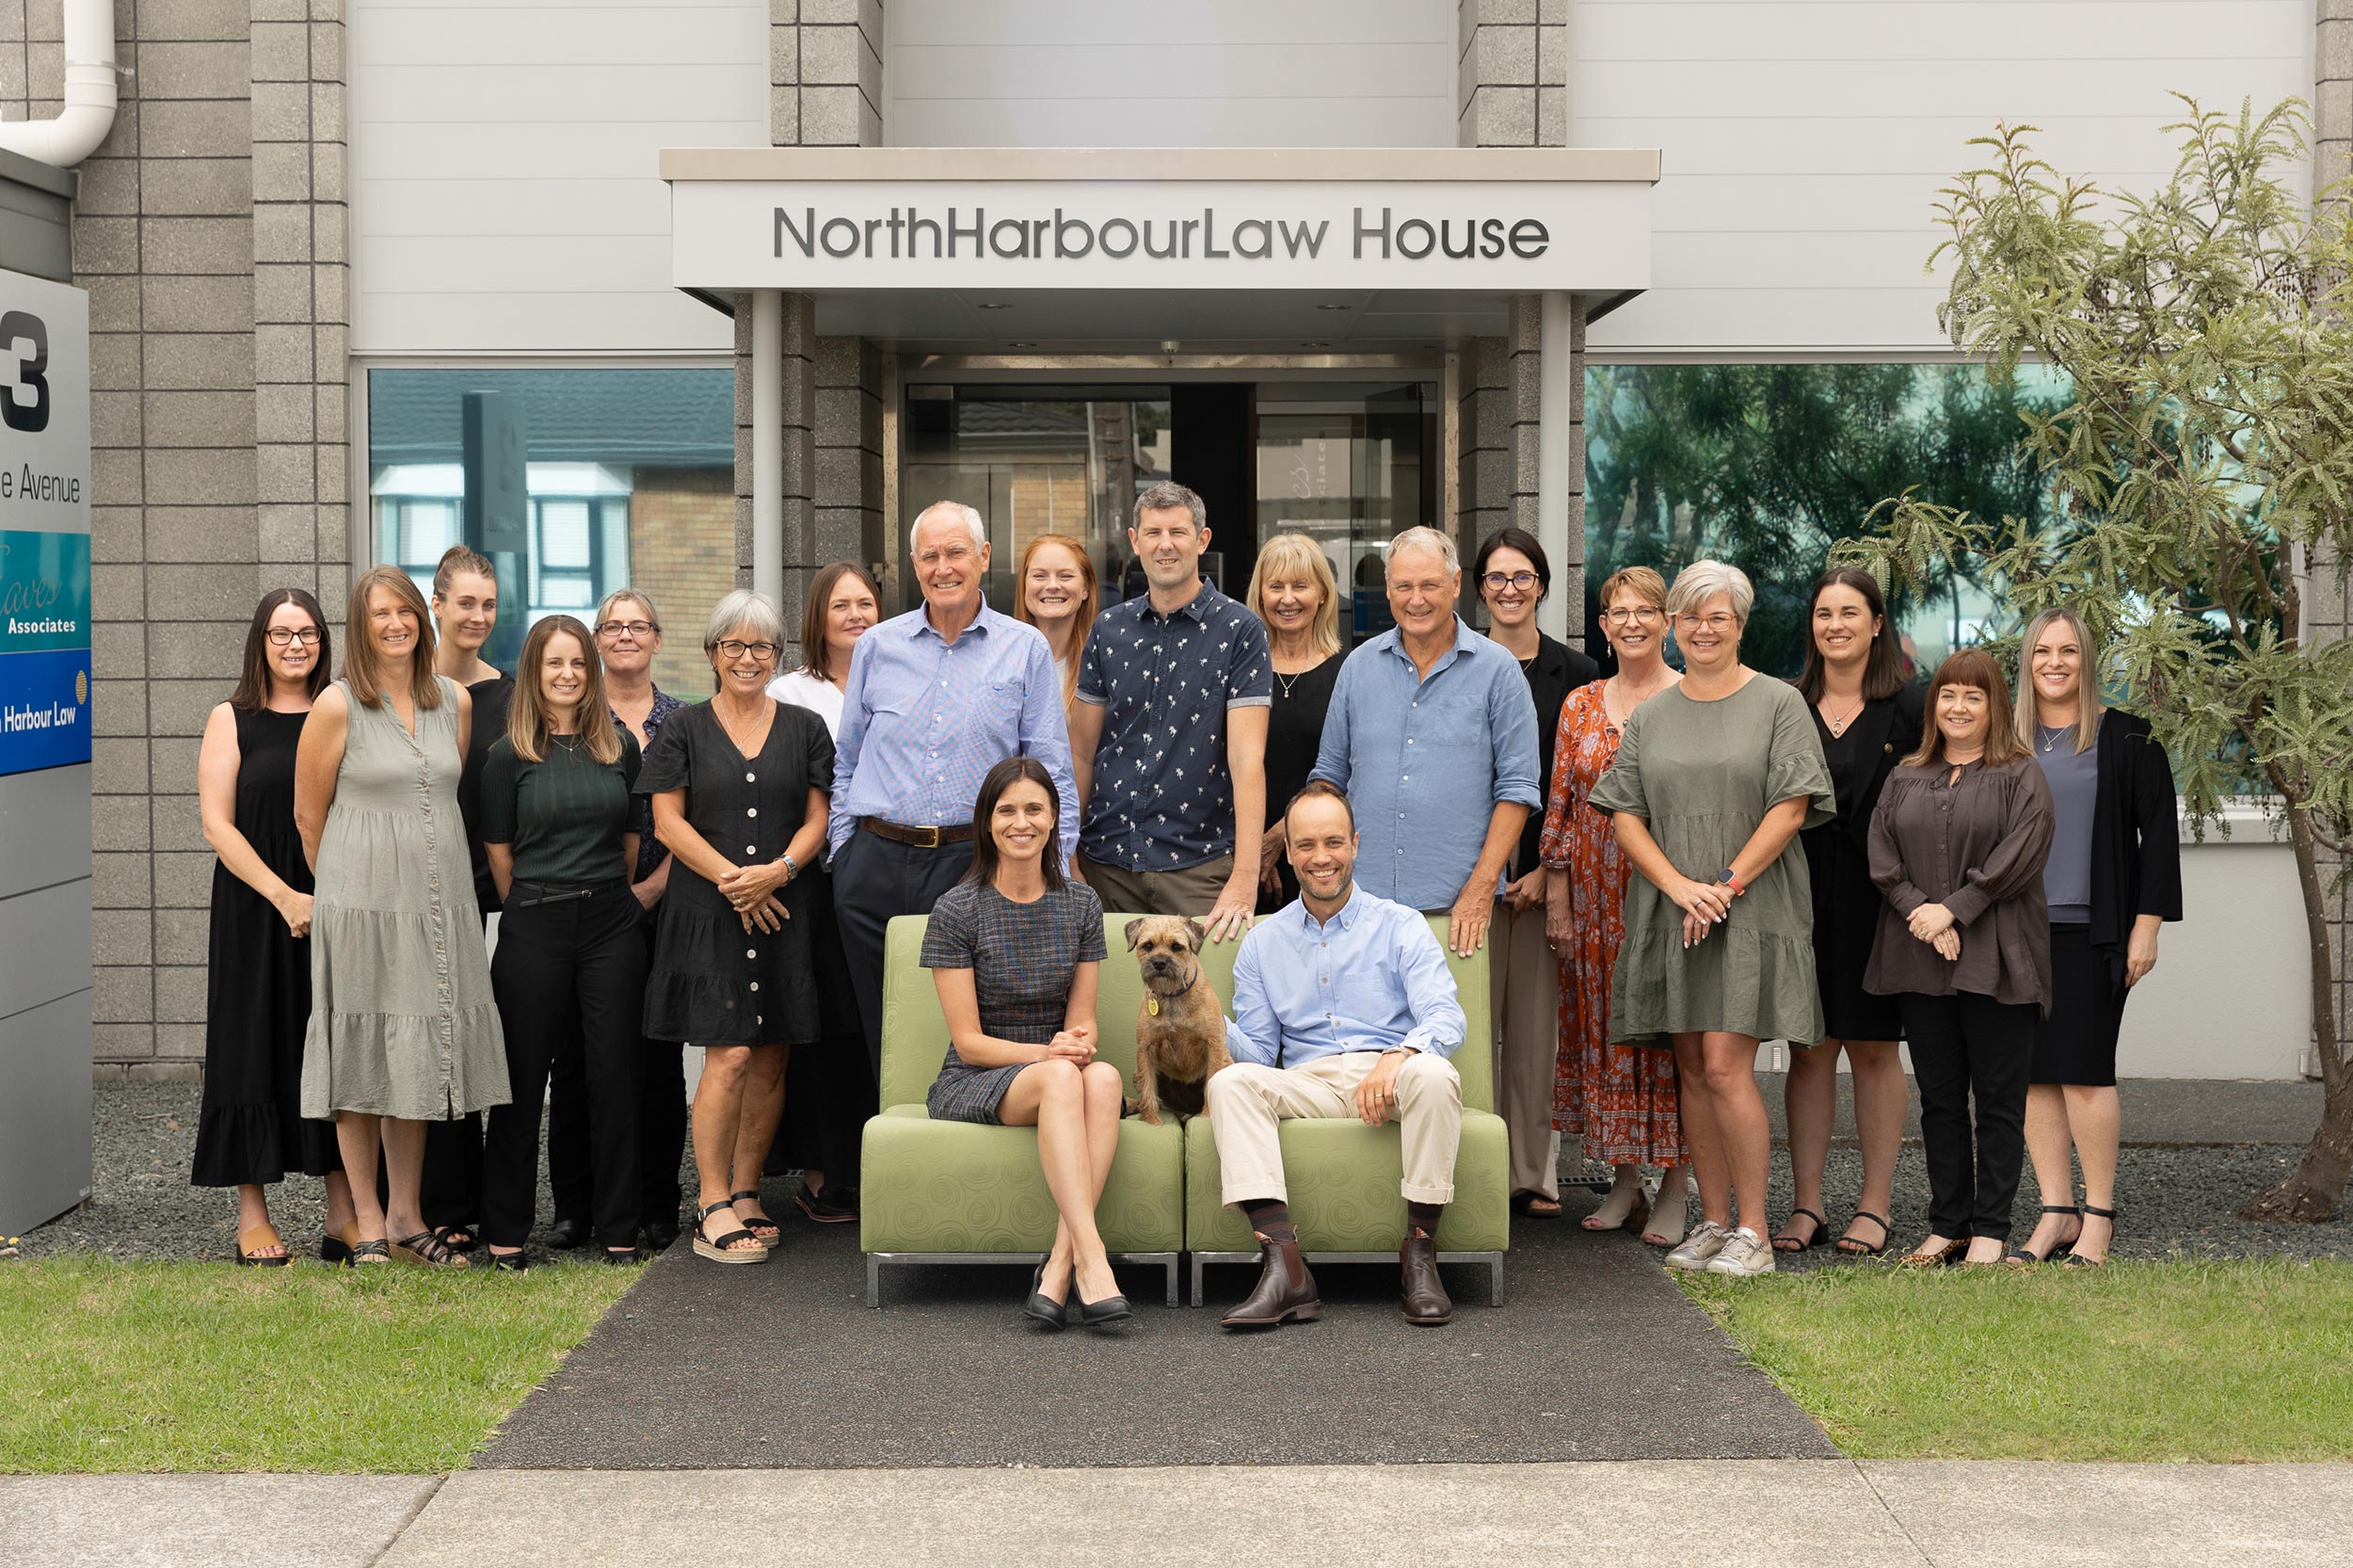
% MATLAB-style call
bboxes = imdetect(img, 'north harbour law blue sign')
[0,529,90,776]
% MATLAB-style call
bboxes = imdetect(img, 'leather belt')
[510,878,628,908]
[859,815,975,849]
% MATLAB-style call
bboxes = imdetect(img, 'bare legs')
[691,1043,786,1253]
[1672,1031,1770,1236]
[2021,1082,2116,1260]
[998,1058,1125,1304]
[335,1112,426,1244]
[728,1045,789,1224]
[1781,1037,1905,1251]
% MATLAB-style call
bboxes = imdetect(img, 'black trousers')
[483,880,649,1251]
[631,915,688,1226]
[832,827,976,1083]
[1902,990,2038,1241]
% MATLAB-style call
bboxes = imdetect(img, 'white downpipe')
[750,289,784,605]
[0,0,120,168]
[1534,290,1576,641]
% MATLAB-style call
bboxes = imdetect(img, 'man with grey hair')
[829,500,1077,1096]
[1068,480,1271,938]
[1310,526,1541,959]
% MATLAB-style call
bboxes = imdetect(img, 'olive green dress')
[1586,675,1836,1046]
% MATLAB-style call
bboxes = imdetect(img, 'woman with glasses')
[193,588,355,1264]
[638,590,835,1263]
[1774,568,1925,1259]
[593,590,690,1250]
[1588,560,1834,1278]
[1473,527,1597,1217]
[1540,566,1691,1245]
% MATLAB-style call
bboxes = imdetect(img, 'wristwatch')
[779,851,800,881]
[1715,868,1745,896]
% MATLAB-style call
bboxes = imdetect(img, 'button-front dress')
[300,675,510,1120]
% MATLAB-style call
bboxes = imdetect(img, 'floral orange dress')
[1539,680,1686,1166]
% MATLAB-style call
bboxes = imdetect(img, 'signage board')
[0,270,89,779]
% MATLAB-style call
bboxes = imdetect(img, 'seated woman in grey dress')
[920,757,1128,1330]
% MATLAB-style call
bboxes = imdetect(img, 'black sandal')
[430,1223,478,1255]
[2062,1204,2118,1267]
[1511,1192,1563,1218]
[728,1190,781,1245]
[693,1200,768,1265]
[489,1249,530,1273]
[392,1229,470,1268]
[2006,1205,2083,1265]
[348,1239,392,1267]
[1835,1211,1894,1256]
[1771,1207,1828,1254]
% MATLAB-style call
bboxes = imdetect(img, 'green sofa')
[859,908,1507,1310]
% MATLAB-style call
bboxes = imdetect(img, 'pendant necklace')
[1821,699,1864,737]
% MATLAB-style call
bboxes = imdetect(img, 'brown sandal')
[392,1229,471,1267]
[234,1221,291,1268]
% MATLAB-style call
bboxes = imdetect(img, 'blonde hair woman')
[1014,535,1098,716]
[295,568,509,1267]
[1245,534,1345,911]
[474,615,648,1269]
[2007,606,2181,1266]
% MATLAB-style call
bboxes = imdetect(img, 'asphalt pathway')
[475,1188,1833,1469]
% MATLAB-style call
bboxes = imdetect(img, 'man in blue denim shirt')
[1310,526,1541,960]
[1208,781,1466,1329]
[1070,481,1271,942]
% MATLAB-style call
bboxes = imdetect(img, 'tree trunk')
[2237,799,2351,1223]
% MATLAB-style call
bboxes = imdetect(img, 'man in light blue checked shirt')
[1310,526,1542,961]
[830,501,1077,1085]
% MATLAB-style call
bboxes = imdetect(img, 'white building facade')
[1,0,2340,1080]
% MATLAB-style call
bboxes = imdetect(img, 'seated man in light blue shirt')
[1207,780,1467,1331]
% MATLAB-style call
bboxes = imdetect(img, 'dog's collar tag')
[1147,997,1160,1016]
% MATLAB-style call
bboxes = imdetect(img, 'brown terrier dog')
[1124,916,1233,1125]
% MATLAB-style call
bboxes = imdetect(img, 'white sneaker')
[1705,1226,1778,1277]
[1662,1219,1730,1272]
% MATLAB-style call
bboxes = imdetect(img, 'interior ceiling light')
[973,301,1012,311]
[1301,341,1330,348]
[1005,341,1036,348]
[1315,302,1353,312]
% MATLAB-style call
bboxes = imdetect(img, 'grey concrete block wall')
[2313,1,2352,1059]
[1457,0,1565,150]
[4,0,344,1076]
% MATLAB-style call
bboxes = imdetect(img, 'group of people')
[186,477,2183,1325]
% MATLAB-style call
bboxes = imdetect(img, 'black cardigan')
[2081,707,2184,970]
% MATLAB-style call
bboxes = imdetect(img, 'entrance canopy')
[659,147,1658,352]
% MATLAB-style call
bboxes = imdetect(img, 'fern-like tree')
[1839,97,2353,1221]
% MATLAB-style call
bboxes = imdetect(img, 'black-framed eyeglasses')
[715,639,778,663]
[597,619,658,638]
[264,628,322,647]
[1481,571,1539,592]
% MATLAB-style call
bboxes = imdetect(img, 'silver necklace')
[1821,698,1865,737]
[2040,724,2067,753]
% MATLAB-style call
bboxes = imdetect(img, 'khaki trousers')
[1080,852,1235,920]
[1205,1051,1463,1208]
[1489,898,1562,1200]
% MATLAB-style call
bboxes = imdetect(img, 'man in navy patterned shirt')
[1069,481,1271,942]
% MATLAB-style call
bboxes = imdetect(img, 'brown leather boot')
[1219,1231,1321,1330]
[1400,1225,1452,1325]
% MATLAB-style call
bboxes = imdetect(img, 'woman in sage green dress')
[296,566,510,1267]
[1587,560,1833,1280]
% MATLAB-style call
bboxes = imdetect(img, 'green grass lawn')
[0,1257,633,1473]
[1683,1256,2353,1462]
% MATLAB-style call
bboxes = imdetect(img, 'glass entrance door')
[1252,382,1435,645]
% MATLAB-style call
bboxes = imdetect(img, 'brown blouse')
[1863,754,2055,1011]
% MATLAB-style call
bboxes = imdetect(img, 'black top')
[1807,684,1928,850]
[635,698,836,924]
[478,730,643,888]
[614,686,688,884]
[2084,708,2184,967]
[1262,653,1343,831]
[456,672,515,914]
[1513,632,1601,874]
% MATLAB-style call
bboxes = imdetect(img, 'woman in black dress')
[193,588,353,1264]
[1245,533,1344,913]
[921,757,1123,1329]
[639,589,834,1265]
[1777,568,1923,1258]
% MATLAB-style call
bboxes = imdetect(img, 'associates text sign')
[0,270,91,777]
[672,180,1652,293]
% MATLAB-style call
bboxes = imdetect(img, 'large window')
[1582,362,2070,678]
[368,368,734,695]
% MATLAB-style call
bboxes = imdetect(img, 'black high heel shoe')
[1023,1261,1069,1331]
[2063,1204,2119,1267]
[2005,1205,2083,1265]
[1075,1271,1132,1327]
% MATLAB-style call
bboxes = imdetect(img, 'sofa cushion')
[1182,1110,1511,1254]
[860,1105,1185,1253]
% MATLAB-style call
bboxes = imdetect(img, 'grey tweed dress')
[919,880,1107,1124]
[300,675,510,1121]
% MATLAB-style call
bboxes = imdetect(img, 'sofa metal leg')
[1189,1252,1204,1307]
[865,1253,880,1308]
[1163,1256,1178,1308]
[1488,1254,1504,1307]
